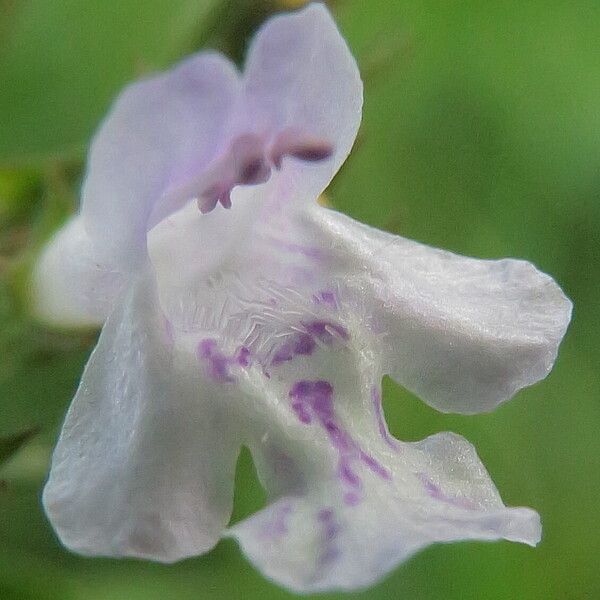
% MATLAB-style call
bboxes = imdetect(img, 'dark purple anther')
[239,157,268,185]
[270,127,334,170]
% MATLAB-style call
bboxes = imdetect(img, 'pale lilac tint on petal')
[243,3,363,199]
[303,206,572,414]
[32,216,126,327]
[229,364,541,592]
[81,53,241,269]
[43,275,241,562]
[36,2,573,593]
[220,298,542,592]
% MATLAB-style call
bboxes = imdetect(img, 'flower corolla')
[34,3,572,592]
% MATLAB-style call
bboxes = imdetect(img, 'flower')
[33,3,572,593]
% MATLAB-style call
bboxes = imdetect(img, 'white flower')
[33,3,572,593]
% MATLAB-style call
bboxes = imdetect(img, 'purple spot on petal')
[417,473,476,510]
[317,508,335,522]
[198,338,217,358]
[290,380,311,398]
[372,386,398,449]
[289,381,393,501]
[196,338,236,383]
[236,346,251,367]
[266,236,326,260]
[303,320,349,343]
[260,503,293,540]
[339,460,361,488]
[316,507,340,567]
[343,491,361,506]
[324,420,353,452]
[291,401,312,424]
[294,333,316,356]
[271,333,316,366]
[360,450,391,480]
[318,290,338,308]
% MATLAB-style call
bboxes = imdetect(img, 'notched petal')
[229,422,540,592]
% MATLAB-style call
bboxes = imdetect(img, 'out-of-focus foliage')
[1,1,598,599]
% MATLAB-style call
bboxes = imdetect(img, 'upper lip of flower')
[33,2,572,594]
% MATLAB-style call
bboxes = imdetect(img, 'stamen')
[269,127,334,170]
[197,134,270,214]
[192,128,333,215]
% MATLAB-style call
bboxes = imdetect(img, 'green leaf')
[0,426,40,466]
[0,0,221,164]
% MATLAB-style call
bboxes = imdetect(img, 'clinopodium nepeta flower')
[34,3,572,592]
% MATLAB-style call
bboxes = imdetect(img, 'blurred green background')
[1,0,598,598]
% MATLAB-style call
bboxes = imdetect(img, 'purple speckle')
[316,507,340,566]
[417,473,476,510]
[314,290,338,309]
[291,401,312,424]
[317,508,335,522]
[324,420,352,451]
[271,333,316,365]
[303,320,349,343]
[236,346,251,367]
[372,386,398,449]
[289,380,392,504]
[360,451,391,480]
[260,503,293,540]
[270,321,347,368]
[338,460,361,488]
[196,338,235,383]
[290,380,313,399]
[343,491,361,506]
[289,380,334,415]
[294,333,316,355]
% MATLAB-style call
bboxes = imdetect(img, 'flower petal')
[43,274,240,562]
[243,3,362,199]
[229,374,540,592]
[81,53,241,269]
[32,216,126,327]
[302,206,572,413]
